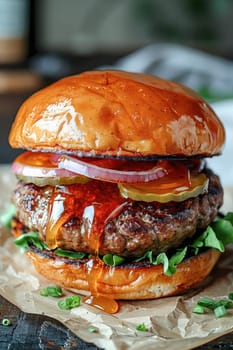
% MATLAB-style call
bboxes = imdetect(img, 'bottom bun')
[26,246,220,300]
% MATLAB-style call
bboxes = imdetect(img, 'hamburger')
[9,70,229,307]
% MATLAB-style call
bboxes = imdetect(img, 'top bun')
[9,70,225,158]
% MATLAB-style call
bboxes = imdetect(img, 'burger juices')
[8,70,232,313]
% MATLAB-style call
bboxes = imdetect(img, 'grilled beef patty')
[12,169,223,258]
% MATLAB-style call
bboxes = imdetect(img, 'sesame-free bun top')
[9,70,225,158]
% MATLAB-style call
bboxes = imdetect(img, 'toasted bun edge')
[26,247,220,300]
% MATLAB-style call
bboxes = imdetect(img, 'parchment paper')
[0,165,233,350]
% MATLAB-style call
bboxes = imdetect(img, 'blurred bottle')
[0,0,42,93]
[0,0,29,64]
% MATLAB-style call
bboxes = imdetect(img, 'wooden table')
[0,294,232,350]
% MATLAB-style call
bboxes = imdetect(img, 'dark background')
[1,0,233,163]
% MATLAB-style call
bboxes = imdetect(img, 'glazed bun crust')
[9,70,225,158]
[27,247,220,300]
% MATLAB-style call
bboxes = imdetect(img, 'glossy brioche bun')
[26,247,220,300]
[9,70,225,158]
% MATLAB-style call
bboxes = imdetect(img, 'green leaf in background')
[197,86,233,102]
[211,215,233,246]
[224,212,233,225]
[0,204,16,228]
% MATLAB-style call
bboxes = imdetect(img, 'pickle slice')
[118,173,209,203]
[16,174,90,187]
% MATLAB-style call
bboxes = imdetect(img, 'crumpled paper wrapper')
[0,165,233,350]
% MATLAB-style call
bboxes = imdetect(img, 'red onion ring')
[57,155,168,183]
[12,160,78,178]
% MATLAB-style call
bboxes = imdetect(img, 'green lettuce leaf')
[14,232,49,252]
[102,254,125,266]
[54,248,86,259]
[13,212,233,276]
[191,226,225,254]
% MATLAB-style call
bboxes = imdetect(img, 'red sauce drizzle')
[45,179,127,313]
[46,186,74,249]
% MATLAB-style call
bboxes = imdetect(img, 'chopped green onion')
[214,305,227,318]
[217,299,233,309]
[228,293,233,300]
[58,295,81,310]
[197,297,233,311]
[193,304,205,314]
[88,326,98,333]
[0,204,16,228]
[40,286,63,297]
[197,297,218,310]
[194,295,233,318]
[2,318,11,326]
[136,323,148,332]
[39,288,49,297]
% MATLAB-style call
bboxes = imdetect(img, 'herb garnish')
[2,318,11,326]
[58,295,81,310]
[193,295,233,318]
[88,326,98,333]
[136,323,148,332]
[40,285,63,297]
